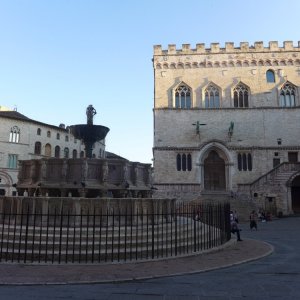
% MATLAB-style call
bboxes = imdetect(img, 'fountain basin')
[70,124,110,143]
[70,124,110,158]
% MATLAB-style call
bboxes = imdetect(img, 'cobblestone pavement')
[0,217,299,299]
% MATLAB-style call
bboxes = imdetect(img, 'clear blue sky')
[1,0,300,164]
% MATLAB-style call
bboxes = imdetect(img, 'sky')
[1,0,300,164]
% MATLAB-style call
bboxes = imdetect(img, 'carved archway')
[198,142,233,192]
[0,171,14,196]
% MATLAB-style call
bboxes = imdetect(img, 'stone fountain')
[0,106,226,264]
[16,105,152,199]
[70,105,110,158]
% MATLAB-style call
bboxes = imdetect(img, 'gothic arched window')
[9,126,20,143]
[266,69,275,83]
[205,84,220,108]
[176,153,192,171]
[280,82,296,107]
[55,146,60,158]
[233,83,249,108]
[34,142,41,155]
[175,84,191,108]
[237,153,252,171]
[176,154,181,171]
[182,154,187,171]
[64,147,69,158]
[72,149,77,158]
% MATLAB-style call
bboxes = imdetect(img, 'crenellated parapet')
[154,41,300,55]
[153,41,300,70]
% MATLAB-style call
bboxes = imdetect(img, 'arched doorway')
[0,171,14,196]
[204,150,226,191]
[291,175,300,213]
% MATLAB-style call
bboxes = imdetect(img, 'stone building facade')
[0,107,106,196]
[152,41,300,216]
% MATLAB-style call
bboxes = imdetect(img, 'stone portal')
[204,150,226,191]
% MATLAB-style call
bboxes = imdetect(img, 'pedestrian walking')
[250,210,258,230]
[230,211,242,241]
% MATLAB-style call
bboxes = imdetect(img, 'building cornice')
[153,146,300,151]
[0,111,68,132]
[153,106,300,111]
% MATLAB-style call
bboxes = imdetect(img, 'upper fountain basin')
[70,124,110,143]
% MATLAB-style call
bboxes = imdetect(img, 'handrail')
[238,162,300,191]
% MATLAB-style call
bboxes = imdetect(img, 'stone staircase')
[237,162,300,218]
[250,163,300,191]
[0,217,225,264]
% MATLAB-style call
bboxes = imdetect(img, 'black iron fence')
[0,202,231,264]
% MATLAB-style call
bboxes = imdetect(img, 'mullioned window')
[233,83,249,108]
[204,83,220,108]
[174,84,191,108]
[176,153,192,171]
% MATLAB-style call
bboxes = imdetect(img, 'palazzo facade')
[152,41,300,216]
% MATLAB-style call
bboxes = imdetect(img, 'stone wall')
[153,108,300,187]
[17,158,152,198]
[153,42,300,109]
[0,196,176,226]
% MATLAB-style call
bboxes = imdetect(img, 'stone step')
[0,221,216,247]
[273,173,295,182]
[0,238,221,264]
[0,218,209,239]
[0,225,224,263]
[0,232,220,253]
[0,229,214,249]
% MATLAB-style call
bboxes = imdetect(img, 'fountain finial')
[86,105,97,125]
